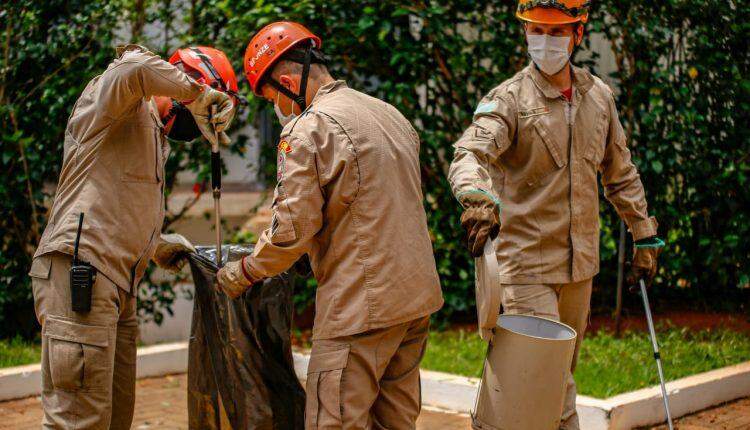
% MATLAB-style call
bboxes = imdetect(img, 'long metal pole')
[615,220,626,336]
[210,106,222,267]
[639,279,674,430]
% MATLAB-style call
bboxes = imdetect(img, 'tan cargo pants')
[501,279,592,430]
[305,316,429,430]
[30,252,138,430]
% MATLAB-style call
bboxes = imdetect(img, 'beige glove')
[153,233,196,273]
[216,257,260,299]
[185,84,235,146]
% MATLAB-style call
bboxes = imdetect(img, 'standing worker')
[448,1,664,428]
[216,22,444,429]
[29,44,238,429]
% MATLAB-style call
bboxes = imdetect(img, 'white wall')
[174,123,263,187]
[139,283,195,345]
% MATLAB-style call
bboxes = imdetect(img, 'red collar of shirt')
[561,86,573,101]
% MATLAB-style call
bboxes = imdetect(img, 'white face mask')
[527,34,572,76]
[274,91,297,126]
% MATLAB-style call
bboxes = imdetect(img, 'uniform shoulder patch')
[278,140,293,154]
[276,140,292,181]
[474,101,498,115]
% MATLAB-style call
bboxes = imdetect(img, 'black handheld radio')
[70,212,96,313]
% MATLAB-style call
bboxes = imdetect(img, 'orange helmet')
[169,46,240,102]
[244,21,324,111]
[517,0,590,24]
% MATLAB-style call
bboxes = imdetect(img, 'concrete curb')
[2,342,749,429]
[135,342,190,379]
[605,361,750,429]
[406,361,750,429]
[0,364,41,402]
[0,342,191,402]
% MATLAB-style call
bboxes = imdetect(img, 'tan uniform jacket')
[246,80,444,340]
[33,45,202,292]
[449,65,657,284]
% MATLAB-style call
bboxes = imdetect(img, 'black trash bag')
[186,245,305,430]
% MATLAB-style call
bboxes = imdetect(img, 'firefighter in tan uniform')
[217,22,444,429]
[449,1,664,429]
[30,45,238,429]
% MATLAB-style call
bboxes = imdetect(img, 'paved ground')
[2,373,749,429]
[648,397,750,430]
[0,373,471,429]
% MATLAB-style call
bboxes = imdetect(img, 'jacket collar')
[115,44,150,58]
[310,80,348,106]
[283,80,348,132]
[528,63,594,99]
[572,65,594,95]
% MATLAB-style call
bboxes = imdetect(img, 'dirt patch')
[0,374,471,429]
[646,396,750,429]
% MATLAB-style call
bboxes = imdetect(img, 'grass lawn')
[421,327,750,399]
[0,337,41,368]
[5,326,749,399]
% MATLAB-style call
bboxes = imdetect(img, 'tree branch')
[16,37,95,106]
[9,110,40,246]
[0,6,13,105]
[164,186,205,230]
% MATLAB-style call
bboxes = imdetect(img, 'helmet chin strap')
[266,45,314,113]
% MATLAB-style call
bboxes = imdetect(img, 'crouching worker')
[216,22,444,429]
[448,1,663,428]
[29,44,238,429]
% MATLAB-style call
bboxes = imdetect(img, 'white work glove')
[216,257,259,299]
[152,233,196,273]
[185,84,235,146]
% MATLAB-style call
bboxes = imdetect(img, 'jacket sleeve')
[99,47,203,119]
[599,93,658,240]
[448,91,516,205]
[245,133,325,279]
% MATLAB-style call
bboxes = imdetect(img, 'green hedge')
[199,0,750,317]
[2,0,748,338]
[587,0,750,313]
[1,1,125,338]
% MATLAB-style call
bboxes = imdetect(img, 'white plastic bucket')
[472,314,577,430]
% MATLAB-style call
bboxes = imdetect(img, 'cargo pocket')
[44,316,110,392]
[113,120,159,184]
[519,119,567,189]
[582,111,608,165]
[28,255,52,280]
[534,120,565,169]
[305,346,350,429]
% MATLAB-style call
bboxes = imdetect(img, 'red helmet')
[169,46,239,102]
[244,21,322,96]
